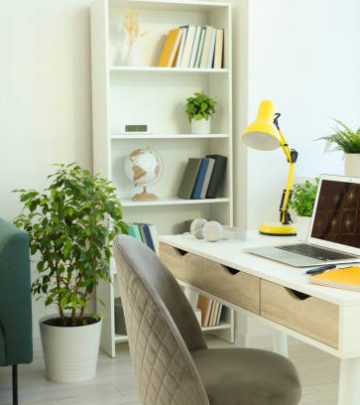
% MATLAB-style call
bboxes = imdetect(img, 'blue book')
[191,158,210,199]
[142,224,155,252]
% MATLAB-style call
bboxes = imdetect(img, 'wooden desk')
[159,232,360,405]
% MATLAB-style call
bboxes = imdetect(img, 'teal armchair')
[0,218,32,405]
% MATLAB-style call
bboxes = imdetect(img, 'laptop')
[248,175,360,267]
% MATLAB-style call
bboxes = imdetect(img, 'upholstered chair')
[0,219,33,405]
[113,235,301,405]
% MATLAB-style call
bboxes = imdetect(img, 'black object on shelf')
[114,297,127,335]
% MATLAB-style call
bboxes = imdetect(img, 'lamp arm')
[278,131,298,225]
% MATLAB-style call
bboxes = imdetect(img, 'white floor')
[0,336,339,405]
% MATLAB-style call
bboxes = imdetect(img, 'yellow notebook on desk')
[309,267,360,292]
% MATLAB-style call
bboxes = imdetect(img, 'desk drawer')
[160,243,260,314]
[261,280,339,348]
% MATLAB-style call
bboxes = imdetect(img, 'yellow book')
[309,267,360,291]
[157,28,182,67]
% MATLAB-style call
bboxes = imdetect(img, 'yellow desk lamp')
[242,100,298,236]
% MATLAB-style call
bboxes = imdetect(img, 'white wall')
[246,0,360,229]
[0,0,93,340]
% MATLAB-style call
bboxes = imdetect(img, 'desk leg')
[338,357,360,405]
[183,287,199,311]
[272,330,288,357]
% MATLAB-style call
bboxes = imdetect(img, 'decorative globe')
[124,148,162,201]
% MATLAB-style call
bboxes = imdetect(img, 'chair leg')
[12,365,18,405]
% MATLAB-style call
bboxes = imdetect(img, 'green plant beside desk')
[14,163,127,383]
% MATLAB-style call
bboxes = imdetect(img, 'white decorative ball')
[124,148,162,187]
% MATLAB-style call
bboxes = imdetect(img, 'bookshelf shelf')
[121,197,230,207]
[110,133,229,139]
[110,66,229,74]
[91,0,233,358]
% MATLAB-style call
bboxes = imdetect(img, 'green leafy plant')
[316,119,360,153]
[13,163,127,326]
[289,178,319,217]
[185,91,217,122]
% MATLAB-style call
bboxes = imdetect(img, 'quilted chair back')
[113,235,209,405]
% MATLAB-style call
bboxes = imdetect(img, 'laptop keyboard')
[277,243,356,261]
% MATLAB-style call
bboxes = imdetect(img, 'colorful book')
[158,28,183,67]
[175,26,188,68]
[191,158,210,199]
[197,295,212,327]
[213,29,224,69]
[309,266,360,291]
[142,224,155,252]
[138,224,147,244]
[200,26,214,68]
[205,154,227,198]
[194,27,206,68]
[207,28,217,68]
[180,25,196,68]
[189,26,201,68]
[127,224,142,241]
[177,158,203,199]
[148,224,159,255]
[200,158,215,199]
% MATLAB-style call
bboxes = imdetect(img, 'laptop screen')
[311,179,360,248]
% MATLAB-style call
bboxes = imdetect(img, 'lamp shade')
[242,100,282,151]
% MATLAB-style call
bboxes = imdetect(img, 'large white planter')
[296,216,312,241]
[40,316,102,383]
[191,117,211,134]
[344,154,360,177]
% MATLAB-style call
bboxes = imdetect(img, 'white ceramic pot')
[191,118,211,134]
[40,315,102,383]
[344,154,360,177]
[296,216,312,241]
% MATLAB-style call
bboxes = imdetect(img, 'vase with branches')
[123,8,147,66]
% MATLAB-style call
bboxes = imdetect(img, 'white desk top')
[160,232,360,306]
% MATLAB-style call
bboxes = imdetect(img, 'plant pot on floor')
[344,154,360,177]
[40,316,102,383]
[191,118,211,134]
[296,216,312,241]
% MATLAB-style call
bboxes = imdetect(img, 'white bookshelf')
[91,0,234,357]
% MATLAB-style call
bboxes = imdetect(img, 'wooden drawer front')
[160,243,260,314]
[261,280,339,348]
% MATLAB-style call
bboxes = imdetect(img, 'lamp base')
[259,222,297,236]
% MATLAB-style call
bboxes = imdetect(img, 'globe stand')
[132,186,158,202]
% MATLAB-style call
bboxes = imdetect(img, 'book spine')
[200,26,213,68]
[148,224,159,255]
[142,224,156,252]
[189,26,201,68]
[191,159,209,199]
[180,25,196,68]
[138,224,147,244]
[176,26,188,68]
[200,158,215,199]
[195,27,206,68]
[207,29,217,68]
[127,224,142,242]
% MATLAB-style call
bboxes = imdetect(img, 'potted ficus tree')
[14,163,127,383]
[289,178,319,240]
[317,119,360,177]
[185,91,217,134]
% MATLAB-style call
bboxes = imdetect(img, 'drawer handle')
[285,288,310,301]
[225,267,240,275]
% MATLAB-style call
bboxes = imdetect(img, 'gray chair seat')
[192,348,301,405]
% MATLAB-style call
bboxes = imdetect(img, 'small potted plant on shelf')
[14,163,127,383]
[186,91,217,134]
[316,119,360,177]
[289,178,319,240]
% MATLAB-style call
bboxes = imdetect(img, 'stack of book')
[126,223,159,254]
[197,295,224,327]
[177,154,227,199]
[158,25,224,69]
